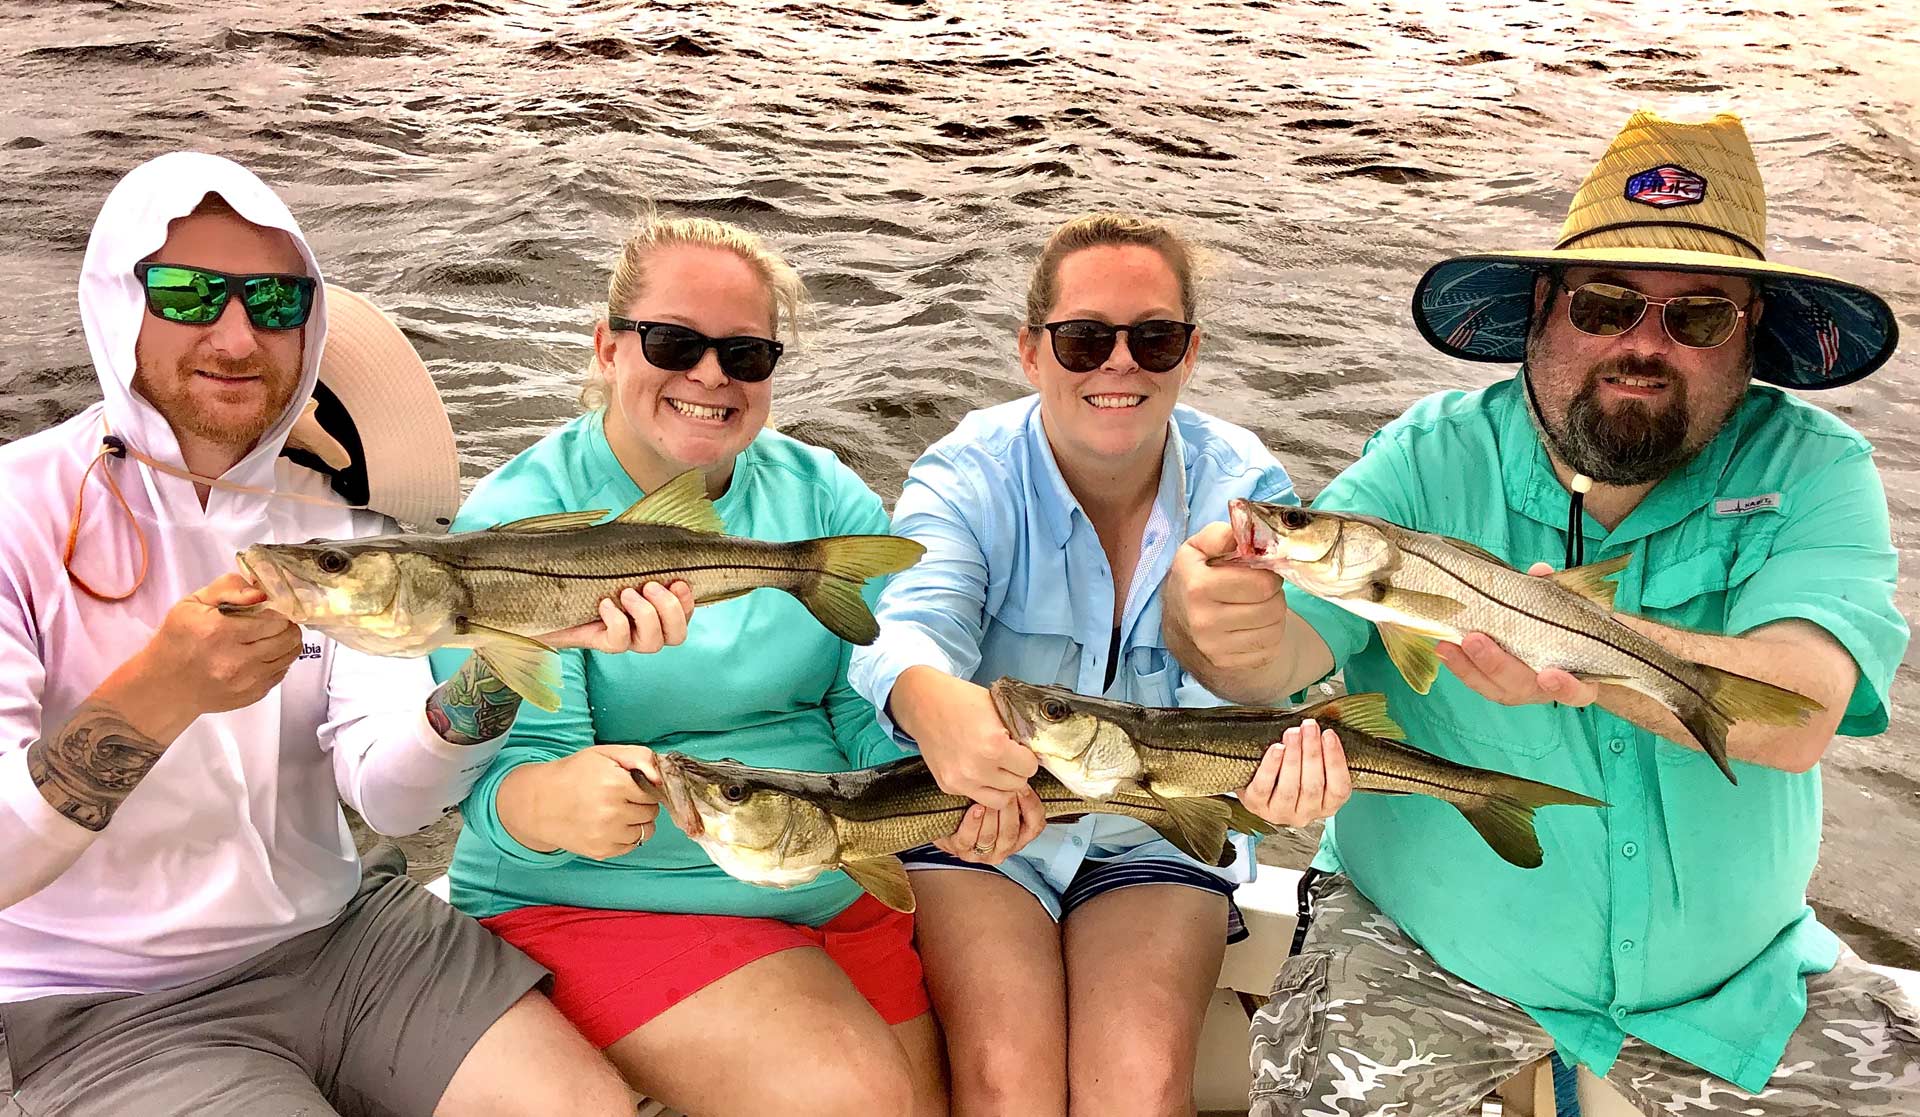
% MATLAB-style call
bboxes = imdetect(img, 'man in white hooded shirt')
[0,154,654,1115]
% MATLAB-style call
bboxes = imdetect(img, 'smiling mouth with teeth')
[1605,375,1668,390]
[667,398,734,421]
[1086,394,1146,409]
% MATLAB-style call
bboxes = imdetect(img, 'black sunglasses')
[1034,318,1196,373]
[136,262,316,330]
[608,317,783,383]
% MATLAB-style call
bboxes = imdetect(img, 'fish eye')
[721,783,749,804]
[1279,508,1312,531]
[1040,699,1069,721]
[317,549,352,575]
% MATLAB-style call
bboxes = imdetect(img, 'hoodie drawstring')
[62,437,148,602]
[64,424,371,602]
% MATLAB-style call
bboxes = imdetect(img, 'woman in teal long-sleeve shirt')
[434,216,944,1117]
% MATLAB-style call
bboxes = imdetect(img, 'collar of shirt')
[1024,401,1191,553]
[1501,369,1748,554]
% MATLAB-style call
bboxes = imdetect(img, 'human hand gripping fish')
[1223,500,1824,785]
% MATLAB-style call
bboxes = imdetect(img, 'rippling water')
[2,0,1915,964]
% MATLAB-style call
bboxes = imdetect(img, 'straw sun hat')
[282,285,461,530]
[1411,108,1898,389]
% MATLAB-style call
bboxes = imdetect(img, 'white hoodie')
[0,153,502,1000]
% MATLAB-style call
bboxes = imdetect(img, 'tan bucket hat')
[283,285,461,530]
[1411,108,1898,389]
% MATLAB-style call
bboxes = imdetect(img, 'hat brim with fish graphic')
[1410,109,1898,390]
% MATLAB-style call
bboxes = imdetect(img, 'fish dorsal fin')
[1548,553,1632,611]
[841,855,916,913]
[489,509,610,534]
[1377,623,1443,695]
[616,470,724,533]
[1302,692,1405,741]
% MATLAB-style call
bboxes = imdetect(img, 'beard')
[1530,354,1744,486]
[132,350,301,457]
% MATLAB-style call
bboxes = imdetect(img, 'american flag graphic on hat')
[1624,165,1708,208]
[1447,303,1491,349]
[1807,302,1842,375]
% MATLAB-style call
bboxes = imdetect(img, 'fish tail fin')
[1683,667,1822,786]
[795,536,927,645]
[1453,775,1607,869]
[1300,691,1405,741]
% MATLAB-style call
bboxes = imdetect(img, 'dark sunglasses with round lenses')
[136,262,316,330]
[1037,318,1197,373]
[1561,280,1750,349]
[608,317,784,383]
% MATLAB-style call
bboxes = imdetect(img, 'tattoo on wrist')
[25,701,166,832]
[426,655,524,745]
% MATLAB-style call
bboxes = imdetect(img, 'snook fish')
[228,470,924,711]
[989,677,1606,869]
[1228,500,1822,785]
[652,752,1273,913]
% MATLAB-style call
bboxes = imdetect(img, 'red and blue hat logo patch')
[1624,165,1708,207]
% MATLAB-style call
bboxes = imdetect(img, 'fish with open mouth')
[989,677,1607,869]
[226,470,924,711]
[1223,500,1823,785]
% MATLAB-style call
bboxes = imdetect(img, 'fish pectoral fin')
[1146,792,1232,867]
[1377,624,1444,695]
[615,469,725,533]
[1548,553,1632,610]
[1302,691,1405,741]
[488,509,612,534]
[1375,587,1466,627]
[1453,796,1546,869]
[471,640,563,713]
[841,856,916,913]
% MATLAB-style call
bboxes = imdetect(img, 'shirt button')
[1611,1005,1629,1023]
[1621,841,1639,858]
[1609,738,1626,755]
[1070,836,1084,848]
[1619,939,1635,954]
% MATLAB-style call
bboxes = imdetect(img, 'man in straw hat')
[0,153,672,1115]
[1165,110,1918,1113]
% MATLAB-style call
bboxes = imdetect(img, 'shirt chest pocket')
[1635,517,1783,629]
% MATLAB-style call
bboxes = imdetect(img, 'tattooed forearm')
[25,701,167,832]
[425,654,525,745]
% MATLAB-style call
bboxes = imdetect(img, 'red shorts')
[480,895,929,1048]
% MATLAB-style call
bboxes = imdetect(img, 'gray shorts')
[0,848,548,1117]
[1249,873,1920,1117]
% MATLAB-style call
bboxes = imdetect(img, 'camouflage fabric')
[1249,874,1920,1116]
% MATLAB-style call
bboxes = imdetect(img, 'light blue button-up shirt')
[849,396,1297,886]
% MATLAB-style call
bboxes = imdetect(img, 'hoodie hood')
[80,151,329,499]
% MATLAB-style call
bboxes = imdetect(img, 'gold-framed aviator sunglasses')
[1560,280,1752,349]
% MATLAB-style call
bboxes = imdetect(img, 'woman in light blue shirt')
[849,213,1354,1115]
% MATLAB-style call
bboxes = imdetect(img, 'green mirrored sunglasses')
[135,262,316,330]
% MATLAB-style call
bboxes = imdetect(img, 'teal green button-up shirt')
[1291,372,1906,1092]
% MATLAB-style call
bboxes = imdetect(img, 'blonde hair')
[582,212,807,410]
[1024,213,1202,325]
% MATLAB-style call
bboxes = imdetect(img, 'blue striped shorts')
[901,843,1249,943]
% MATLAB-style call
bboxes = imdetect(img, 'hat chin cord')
[1521,367,1595,571]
